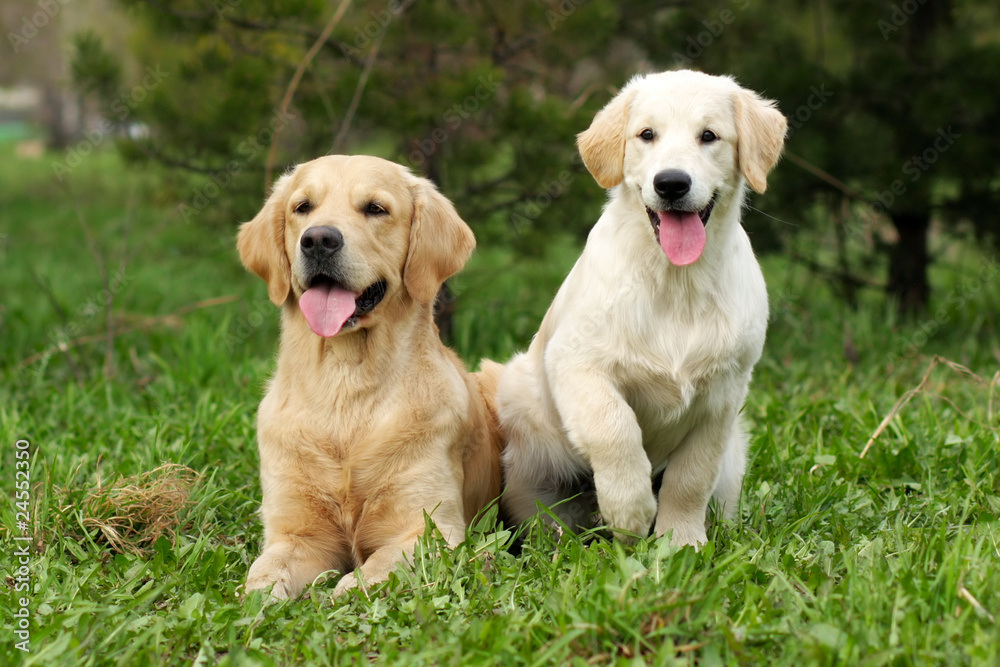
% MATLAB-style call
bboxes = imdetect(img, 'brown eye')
[701,130,718,144]
[293,200,312,214]
[365,201,388,216]
[639,128,655,142]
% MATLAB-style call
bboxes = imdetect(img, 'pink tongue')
[658,211,706,266]
[299,284,357,338]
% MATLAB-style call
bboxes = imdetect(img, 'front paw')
[655,517,708,549]
[332,572,359,598]
[245,573,291,600]
[245,557,292,599]
[595,473,657,541]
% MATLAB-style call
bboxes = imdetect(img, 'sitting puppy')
[497,71,787,546]
[238,155,502,598]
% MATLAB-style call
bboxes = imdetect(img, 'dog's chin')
[645,194,716,243]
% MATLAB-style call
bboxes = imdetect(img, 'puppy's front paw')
[332,572,360,598]
[655,518,708,549]
[595,473,657,541]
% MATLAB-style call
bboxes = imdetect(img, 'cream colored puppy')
[498,70,786,546]
[238,155,502,599]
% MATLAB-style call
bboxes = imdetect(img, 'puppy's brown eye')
[365,202,387,216]
[701,130,718,144]
[294,200,312,215]
[639,129,655,142]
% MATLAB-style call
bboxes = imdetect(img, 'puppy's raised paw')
[595,474,657,541]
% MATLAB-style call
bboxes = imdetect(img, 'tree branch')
[264,0,354,188]
[784,151,871,204]
[331,28,385,153]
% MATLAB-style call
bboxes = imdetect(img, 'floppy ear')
[403,177,476,305]
[237,171,295,306]
[577,85,637,189]
[734,89,788,194]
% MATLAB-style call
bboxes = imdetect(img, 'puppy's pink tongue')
[658,211,706,266]
[299,284,357,338]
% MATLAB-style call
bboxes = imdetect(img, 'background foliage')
[67,0,1000,311]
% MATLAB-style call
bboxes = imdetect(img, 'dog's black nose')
[653,169,692,202]
[300,226,344,257]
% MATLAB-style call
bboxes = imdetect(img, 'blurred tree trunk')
[887,212,930,313]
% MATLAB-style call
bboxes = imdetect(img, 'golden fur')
[238,155,502,599]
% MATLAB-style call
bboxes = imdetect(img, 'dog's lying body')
[238,155,502,599]
[498,71,787,546]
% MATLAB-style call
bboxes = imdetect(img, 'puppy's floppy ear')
[237,171,295,306]
[577,84,638,189]
[403,176,476,305]
[734,88,788,194]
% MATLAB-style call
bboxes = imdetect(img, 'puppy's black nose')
[300,226,343,257]
[653,169,692,202]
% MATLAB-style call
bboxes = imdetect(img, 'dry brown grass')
[58,463,199,555]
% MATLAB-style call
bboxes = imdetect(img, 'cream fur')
[238,155,503,599]
[498,70,787,546]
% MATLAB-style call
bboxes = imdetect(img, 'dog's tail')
[464,359,509,526]
[473,358,504,420]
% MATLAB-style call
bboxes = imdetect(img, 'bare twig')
[958,585,996,623]
[784,151,870,203]
[788,251,882,290]
[70,197,118,378]
[331,28,386,153]
[264,0,355,188]
[18,296,239,369]
[989,370,999,424]
[137,0,323,40]
[28,270,85,383]
[103,183,137,379]
[567,82,600,115]
[860,356,992,459]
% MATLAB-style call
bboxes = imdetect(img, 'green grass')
[1,143,999,666]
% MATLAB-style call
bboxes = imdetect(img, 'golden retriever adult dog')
[497,70,787,546]
[238,155,502,599]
